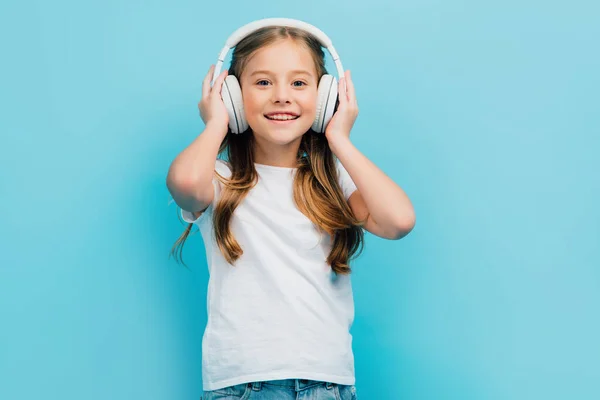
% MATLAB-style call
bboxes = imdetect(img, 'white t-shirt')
[180,159,358,391]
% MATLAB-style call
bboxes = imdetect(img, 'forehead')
[243,39,317,77]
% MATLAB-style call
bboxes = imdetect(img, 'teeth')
[266,114,298,120]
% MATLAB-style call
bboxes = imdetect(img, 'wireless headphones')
[211,18,345,134]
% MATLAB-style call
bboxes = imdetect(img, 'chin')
[252,117,312,145]
[263,129,305,146]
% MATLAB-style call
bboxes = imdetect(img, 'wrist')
[205,121,229,137]
[326,135,353,155]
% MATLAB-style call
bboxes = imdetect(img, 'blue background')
[1,0,599,399]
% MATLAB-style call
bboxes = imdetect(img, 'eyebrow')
[249,69,313,77]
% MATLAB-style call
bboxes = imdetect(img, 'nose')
[271,84,292,104]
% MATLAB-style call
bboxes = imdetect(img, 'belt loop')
[251,382,262,391]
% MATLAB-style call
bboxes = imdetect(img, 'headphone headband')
[212,18,344,85]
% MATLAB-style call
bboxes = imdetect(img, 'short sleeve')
[336,159,358,200]
[179,159,231,224]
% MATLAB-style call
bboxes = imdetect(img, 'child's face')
[239,38,319,147]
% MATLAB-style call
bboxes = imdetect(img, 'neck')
[253,136,302,168]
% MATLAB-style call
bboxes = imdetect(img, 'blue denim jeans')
[201,379,357,399]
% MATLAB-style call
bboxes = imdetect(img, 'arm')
[166,124,227,216]
[330,137,416,240]
[167,64,230,217]
[325,70,415,240]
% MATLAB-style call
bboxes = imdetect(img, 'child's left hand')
[325,70,358,144]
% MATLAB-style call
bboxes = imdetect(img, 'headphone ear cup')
[312,74,338,133]
[221,75,248,134]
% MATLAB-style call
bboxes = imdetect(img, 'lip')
[264,112,300,124]
[264,112,300,117]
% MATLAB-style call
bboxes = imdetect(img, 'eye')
[293,81,307,87]
[256,79,270,86]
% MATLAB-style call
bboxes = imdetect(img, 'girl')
[167,20,415,400]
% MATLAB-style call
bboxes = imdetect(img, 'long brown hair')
[171,26,365,274]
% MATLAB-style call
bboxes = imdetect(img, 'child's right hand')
[198,65,229,132]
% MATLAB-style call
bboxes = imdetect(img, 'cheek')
[242,99,266,125]
[240,86,263,109]
[300,93,318,115]
[242,94,260,113]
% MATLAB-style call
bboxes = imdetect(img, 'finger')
[345,71,356,103]
[211,69,229,95]
[338,76,347,106]
[202,65,214,99]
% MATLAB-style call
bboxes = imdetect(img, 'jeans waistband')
[251,379,334,391]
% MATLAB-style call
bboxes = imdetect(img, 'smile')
[264,113,300,122]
